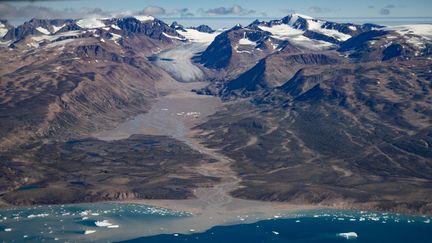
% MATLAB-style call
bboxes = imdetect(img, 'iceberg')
[95,220,113,227]
[84,230,96,235]
[338,232,358,239]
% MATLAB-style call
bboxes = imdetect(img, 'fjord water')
[126,212,432,243]
[0,203,192,242]
[1,204,431,242]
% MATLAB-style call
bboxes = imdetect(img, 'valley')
[0,13,431,217]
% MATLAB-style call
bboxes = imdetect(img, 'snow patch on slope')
[162,32,186,41]
[385,24,432,38]
[238,32,256,46]
[52,24,65,33]
[77,18,105,29]
[258,24,332,50]
[385,24,432,49]
[239,38,256,46]
[177,28,220,43]
[0,27,8,38]
[306,19,352,41]
[111,24,121,30]
[36,27,51,35]
[258,24,304,38]
[134,16,155,22]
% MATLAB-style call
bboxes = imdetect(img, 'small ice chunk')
[107,225,119,228]
[338,232,358,239]
[174,233,179,236]
[80,210,90,216]
[84,230,96,235]
[189,229,196,232]
[95,220,112,227]
[272,231,280,235]
[4,228,12,232]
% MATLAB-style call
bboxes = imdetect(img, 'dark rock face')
[222,59,267,95]
[2,19,75,42]
[220,53,342,97]
[190,24,215,33]
[383,43,404,61]
[170,21,185,31]
[195,31,232,69]
[112,17,183,41]
[339,30,388,52]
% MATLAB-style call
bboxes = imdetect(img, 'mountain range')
[0,14,431,214]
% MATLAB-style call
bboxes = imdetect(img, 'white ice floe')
[272,231,280,235]
[4,228,12,232]
[134,15,155,22]
[79,210,90,216]
[337,232,358,239]
[189,229,196,232]
[77,18,105,29]
[174,233,179,236]
[84,230,96,235]
[27,213,49,218]
[95,220,113,227]
[107,225,119,228]
[36,27,51,35]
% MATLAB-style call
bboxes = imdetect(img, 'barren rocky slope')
[1,14,432,215]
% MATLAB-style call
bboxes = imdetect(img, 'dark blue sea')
[124,210,431,243]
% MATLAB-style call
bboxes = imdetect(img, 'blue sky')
[3,0,432,18]
[1,0,432,27]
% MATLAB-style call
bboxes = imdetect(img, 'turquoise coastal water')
[0,203,192,242]
[0,204,430,242]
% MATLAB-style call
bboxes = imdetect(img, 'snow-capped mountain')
[0,20,13,39]
[0,15,225,52]
[195,13,432,76]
